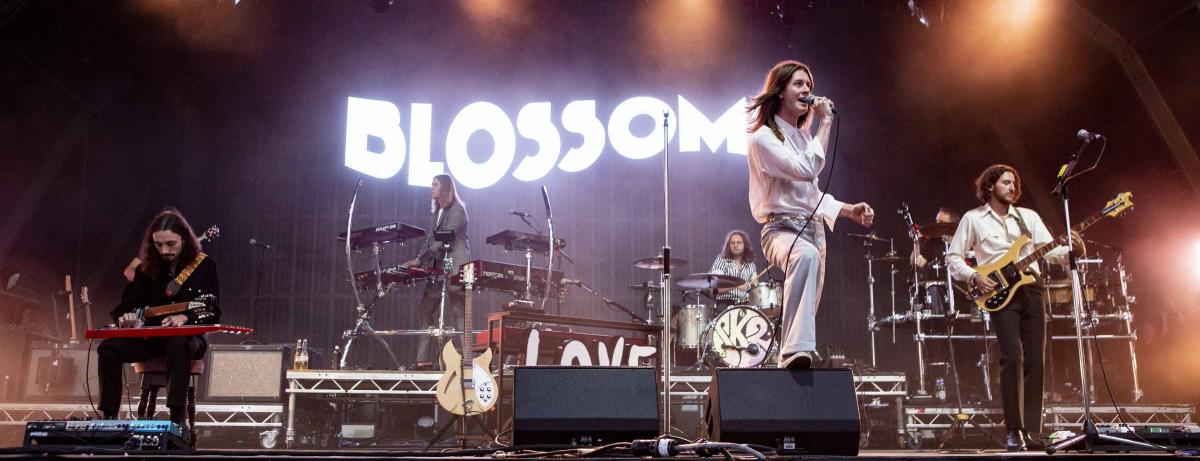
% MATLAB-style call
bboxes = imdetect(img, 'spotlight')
[1194,241,1200,280]
[907,0,929,28]
[370,0,393,13]
[1,269,18,291]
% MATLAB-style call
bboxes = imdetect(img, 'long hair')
[431,174,463,212]
[748,60,816,142]
[138,208,202,280]
[974,164,1021,204]
[718,230,755,265]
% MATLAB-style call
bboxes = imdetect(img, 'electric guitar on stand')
[969,192,1133,312]
[434,262,497,415]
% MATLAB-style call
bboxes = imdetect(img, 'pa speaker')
[202,344,288,401]
[513,366,658,447]
[706,368,860,455]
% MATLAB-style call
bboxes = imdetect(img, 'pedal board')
[24,419,186,450]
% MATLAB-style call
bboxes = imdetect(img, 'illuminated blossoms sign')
[344,96,747,189]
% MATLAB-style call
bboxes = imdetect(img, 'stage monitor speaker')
[706,368,860,456]
[202,344,288,401]
[513,366,659,447]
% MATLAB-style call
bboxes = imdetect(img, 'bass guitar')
[970,192,1132,312]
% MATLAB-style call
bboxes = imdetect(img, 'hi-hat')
[676,272,743,291]
[633,256,688,270]
[847,232,888,243]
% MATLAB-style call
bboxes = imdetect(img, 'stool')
[133,358,205,446]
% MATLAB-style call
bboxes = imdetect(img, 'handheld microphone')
[249,238,273,250]
[509,210,532,218]
[801,95,838,114]
[1076,129,1103,141]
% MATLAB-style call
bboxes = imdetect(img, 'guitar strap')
[1011,208,1033,239]
[165,252,207,297]
[1010,210,1042,279]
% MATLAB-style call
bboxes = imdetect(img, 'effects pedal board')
[23,419,186,450]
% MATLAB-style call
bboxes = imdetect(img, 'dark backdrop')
[1,0,1197,406]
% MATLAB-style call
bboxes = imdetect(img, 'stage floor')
[0,447,1192,460]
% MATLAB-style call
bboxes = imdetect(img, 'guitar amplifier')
[21,342,116,402]
[201,344,289,401]
[24,420,185,450]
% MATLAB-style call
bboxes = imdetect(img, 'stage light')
[908,0,930,28]
[1,268,18,291]
[1194,241,1200,280]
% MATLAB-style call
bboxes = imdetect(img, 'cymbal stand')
[888,239,898,343]
[1114,251,1143,402]
[861,238,879,367]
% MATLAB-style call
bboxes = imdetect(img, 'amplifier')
[24,420,185,450]
[21,342,110,402]
[201,344,289,401]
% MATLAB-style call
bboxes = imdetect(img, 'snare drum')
[706,306,775,368]
[676,304,711,349]
[747,282,783,310]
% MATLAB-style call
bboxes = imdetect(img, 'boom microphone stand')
[1046,133,1165,454]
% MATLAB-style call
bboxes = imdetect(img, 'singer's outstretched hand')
[841,202,875,227]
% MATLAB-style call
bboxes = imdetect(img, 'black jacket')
[111,255,221,326]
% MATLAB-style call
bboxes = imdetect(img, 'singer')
[709,230,757,307]
[97,207,220,427]
[747,60,875,370]
[404,174,469,369]
[945,164,1083,451]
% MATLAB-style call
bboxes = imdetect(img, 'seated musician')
[909,207,959,270]
[97,208,219,426]
[710,230,757,307]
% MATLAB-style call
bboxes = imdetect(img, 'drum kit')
[630,257,783,369]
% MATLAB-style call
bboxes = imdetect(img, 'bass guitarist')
[946,164,1083,451]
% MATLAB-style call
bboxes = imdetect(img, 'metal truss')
[286,370,441,396]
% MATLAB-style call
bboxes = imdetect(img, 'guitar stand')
[423,412,497,450]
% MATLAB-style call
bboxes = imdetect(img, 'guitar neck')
[1014,210,1103,271]
[462,280,473,365]
[143,301,194,318]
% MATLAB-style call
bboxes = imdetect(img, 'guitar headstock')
[462,262,475,287]
[64,275,73,294]
[1102,192,1133,218]
[81,286,90,305]
[200,225,220,243]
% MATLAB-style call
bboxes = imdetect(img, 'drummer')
[910,207,960,271]
[710,230,758,307]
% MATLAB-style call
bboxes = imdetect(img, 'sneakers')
[780,351,815,370]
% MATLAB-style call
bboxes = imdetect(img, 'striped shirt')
[710,257,756,303]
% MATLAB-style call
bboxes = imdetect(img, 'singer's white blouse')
[747,115,845,229]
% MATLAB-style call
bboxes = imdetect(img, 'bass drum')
[705,306,775,368]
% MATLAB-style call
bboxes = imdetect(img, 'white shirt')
[946,204,1069,283]
[747,115,845,229]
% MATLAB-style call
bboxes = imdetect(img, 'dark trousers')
[414,282,463,366]
[97,336,207,417]
[991,286,1045,432]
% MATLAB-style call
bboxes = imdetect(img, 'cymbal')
[633,256,688,270]
[627,282,663,292]
[919,221,959,239]
[847,232,888,243]
[676,272,743,290]
[873,255,907,264]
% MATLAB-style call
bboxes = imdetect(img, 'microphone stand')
[658,110,673,435]
[1047,137,1165,454]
